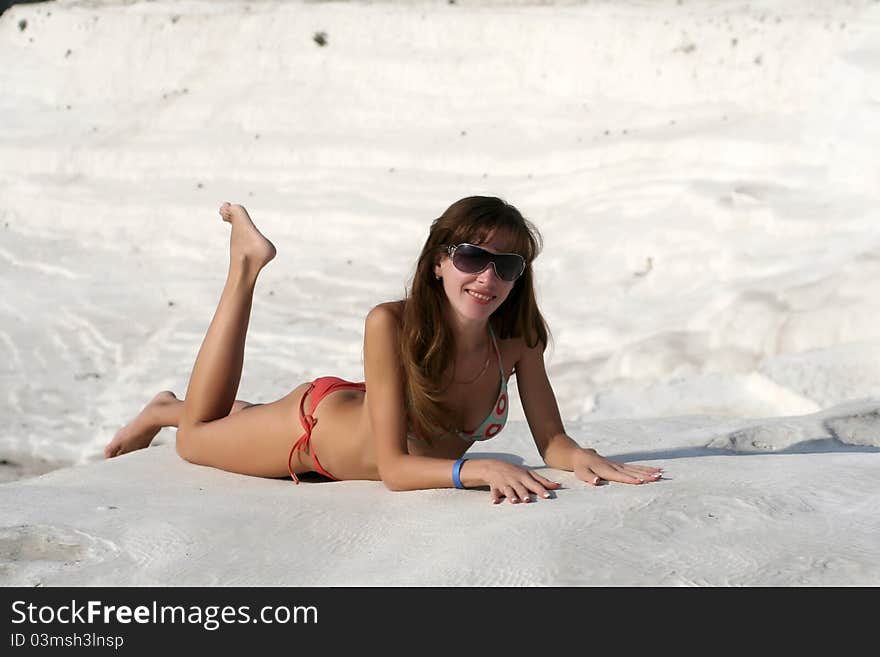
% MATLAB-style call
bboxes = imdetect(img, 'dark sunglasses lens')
[494,255,524,281]
[452,245,491,274]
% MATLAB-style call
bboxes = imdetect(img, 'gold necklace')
[451,329,491,385]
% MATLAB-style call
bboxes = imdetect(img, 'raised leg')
[171,204,309,478]
[110,203,314,479]
[178,202,276,428]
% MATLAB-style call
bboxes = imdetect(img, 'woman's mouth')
[466,289,496,304]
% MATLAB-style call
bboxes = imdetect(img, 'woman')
[105,196,662,503]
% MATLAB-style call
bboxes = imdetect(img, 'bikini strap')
[487,325,505,380]
[288,383,318,485]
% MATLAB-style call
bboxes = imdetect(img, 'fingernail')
[542,492,550,498]
[593,477,599,484]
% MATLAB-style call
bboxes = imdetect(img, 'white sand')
[1,0,879,585]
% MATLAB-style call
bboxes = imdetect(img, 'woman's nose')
[477,262,502,282]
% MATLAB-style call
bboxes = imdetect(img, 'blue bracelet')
[452,458,468,489]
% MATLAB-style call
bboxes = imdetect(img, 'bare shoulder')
[364,302,407,351]
[365,300,404,330]
[506,330,549,376]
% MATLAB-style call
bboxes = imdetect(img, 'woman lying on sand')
[105,196,662,503]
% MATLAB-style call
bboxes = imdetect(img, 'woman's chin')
[454,302,494,320]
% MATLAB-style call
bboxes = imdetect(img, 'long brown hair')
[400,196,550,442]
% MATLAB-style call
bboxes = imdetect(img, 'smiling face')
[433,231,518,324]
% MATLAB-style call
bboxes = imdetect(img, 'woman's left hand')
[571,448,663,486]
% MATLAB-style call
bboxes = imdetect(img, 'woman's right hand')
[471,459,562,504]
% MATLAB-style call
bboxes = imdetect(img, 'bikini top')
[407,325,509,443]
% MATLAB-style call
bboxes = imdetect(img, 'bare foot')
[104,391,178,458]
[218,202,276,273]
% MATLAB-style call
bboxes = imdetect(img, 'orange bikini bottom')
[288,376,366,484]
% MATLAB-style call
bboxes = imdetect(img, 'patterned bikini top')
[407,325,509,443]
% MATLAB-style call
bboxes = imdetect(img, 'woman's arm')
[363,303,478,491]
[515,339,663,486]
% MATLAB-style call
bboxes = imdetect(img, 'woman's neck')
[444,308,490,353]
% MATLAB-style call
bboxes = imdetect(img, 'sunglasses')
[446,243,526,282]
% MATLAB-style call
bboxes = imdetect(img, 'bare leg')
[126,203,309,479]
[176,203,275,452]
[104,391,257,458]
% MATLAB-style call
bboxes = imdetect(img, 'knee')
[175,425,198,463]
